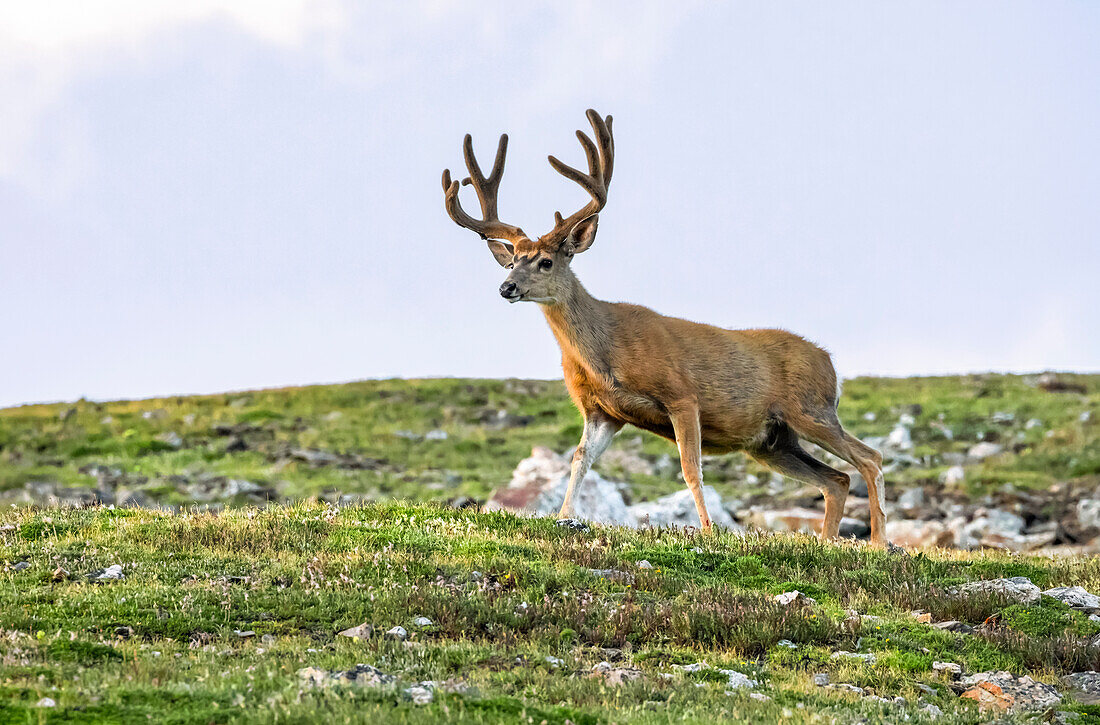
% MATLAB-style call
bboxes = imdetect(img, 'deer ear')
[486,239,515,267]
[565,214,599,255]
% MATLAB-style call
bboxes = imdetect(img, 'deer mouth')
[502,292,523,303]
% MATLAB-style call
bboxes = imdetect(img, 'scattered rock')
[775,590,815,607]
[412,616,433,627]
[1043,586,1100,613]
[590,661,643,685]
[385,626,408,641]
[424,429,448,441]
[718,669,758,689]
[886,423,913,452]
[776,639,797,649]
[744,507,861,538]
[544,656,564,667]
[636,560,654,570]
[831,651,875,664]
[1063,671,1100,704]
[825,683,865,695]
[897,487,925,512]
[920,703,944,719]
[88,564,124,581]
[10,561,29,572]
[951,577,1041,605]
[235,630,255,638]
[933,661,962,677]
[1078,500,1100,530]
[940,465,966,485]
[299,663,396,688]
[35,697,56,708]
[555,518,589,532]
[932,620,974,634]
[884,520,953,549]
[966,442,1004,462]
[959,671,1061,712]
[629,485,742,530]
[485,448,634,526]
[337,623,373,640]
[812,673,830,687]
[405,685,434,705]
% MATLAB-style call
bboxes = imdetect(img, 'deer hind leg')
[794,417,887,548]
[750,422,851,540]
[669,405,712,530]
[558,414,622,519]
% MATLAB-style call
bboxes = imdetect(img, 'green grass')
[0,374,1099,721]
[1,373,1097,508]
[2,503,1100,722]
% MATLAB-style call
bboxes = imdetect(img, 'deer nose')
[499,281,518,298]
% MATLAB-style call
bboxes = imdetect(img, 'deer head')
[441,109,614,304]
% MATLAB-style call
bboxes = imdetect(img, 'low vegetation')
[3,503,1100,723]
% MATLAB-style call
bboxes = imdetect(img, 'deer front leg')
[669,405,712,530]
[558,414,622,519]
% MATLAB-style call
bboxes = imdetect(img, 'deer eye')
[538,258,553,271]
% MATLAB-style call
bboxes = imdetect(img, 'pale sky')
[1,1,1097,408]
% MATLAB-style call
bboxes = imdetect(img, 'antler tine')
[541,109,615,246]
[441,133,527,244]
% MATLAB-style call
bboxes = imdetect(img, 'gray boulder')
[485,447,635,526]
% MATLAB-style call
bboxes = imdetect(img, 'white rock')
[94,564,125,581]
[337,623,372,639]
[952,577,1041,605]
[1078,499,1100,530]
[749,692,771,701]
[1043,586,1100,613]
[932,661,962,676]
[629,485,742,531]
[718,669,758,689]
[920,703,944,719]
[775,590,815,606]
[967,442,1004,462]
[485,447,634,526]
[886,424,913,451]
[673,662,710,673]
[1025,418,1043,430]
[636,560,654,570]
[831,651,875,664]
[825,683,865,695]
[385,626,408,640]
[940,465,966,485]
[35,697,56,708]
[412,616,433,627]
[424,429,448,441]
[405,685,433,705]
[964,509,1025,542]
[897,487,925,511]
[544,656,563,667]
[885,520,952,549]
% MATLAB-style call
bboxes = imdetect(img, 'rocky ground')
[2,373,1098,558]
[6,503,1100,722]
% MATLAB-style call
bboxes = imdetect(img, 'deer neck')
[539,270,614,377]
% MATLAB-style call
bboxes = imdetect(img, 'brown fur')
[442,110,888,545]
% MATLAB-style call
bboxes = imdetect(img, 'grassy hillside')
[1,373,1098,509]
[4,502,1100,723]
[2,374,1100,722]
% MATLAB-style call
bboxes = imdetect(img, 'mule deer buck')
[441,109,887,546]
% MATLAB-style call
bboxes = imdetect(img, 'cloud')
[0,0,347,194]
